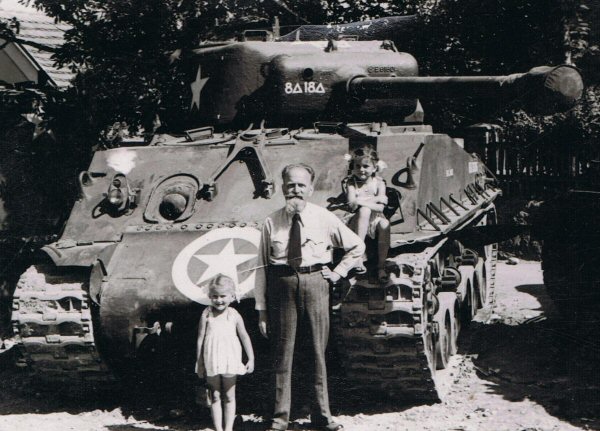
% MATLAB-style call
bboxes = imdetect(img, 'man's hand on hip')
[258,310,268,339]
[321,267,341,283]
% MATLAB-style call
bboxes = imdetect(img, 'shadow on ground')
[461,283,600,430]
[0,319,267,430]
[4,281,600,430]
[0,320,417,431]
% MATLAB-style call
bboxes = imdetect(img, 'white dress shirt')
[254,202,365,310]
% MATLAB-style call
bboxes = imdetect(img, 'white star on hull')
[193,239,255,286]
[171,227,262,305]
[190,66,209,110]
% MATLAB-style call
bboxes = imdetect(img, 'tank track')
[485,242,498,309]
[10,265,115,386]
[333,248,440,401]
[333,237,498,400]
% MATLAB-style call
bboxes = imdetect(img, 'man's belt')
[270,263,329,274]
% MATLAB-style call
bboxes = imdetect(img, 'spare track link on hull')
[10,265,115,386]
[486,242,498,309]
[333,247,441,402]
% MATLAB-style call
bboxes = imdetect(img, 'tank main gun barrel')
[347,65,583,114]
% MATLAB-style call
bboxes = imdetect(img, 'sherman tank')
[10,18,583,398]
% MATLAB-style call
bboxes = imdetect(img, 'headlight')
[104,173,136,214]
[108,188,124,207]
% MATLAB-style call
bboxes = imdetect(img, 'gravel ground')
[1,261,599,431]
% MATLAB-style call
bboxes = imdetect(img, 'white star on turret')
[192,239,255,286]
[190,66,209,110]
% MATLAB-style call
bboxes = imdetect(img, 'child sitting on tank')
[343,145,391,281]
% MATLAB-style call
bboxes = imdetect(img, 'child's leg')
[221,375,237,431]
[353,206,372,240]
[349,207,371,274]
[377,218,391,280]
[206,375,224,431]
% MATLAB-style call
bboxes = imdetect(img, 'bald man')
[255,163,365,431]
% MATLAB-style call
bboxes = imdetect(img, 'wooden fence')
[464,124,597,198]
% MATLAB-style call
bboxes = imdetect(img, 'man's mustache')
[285,195,304,200]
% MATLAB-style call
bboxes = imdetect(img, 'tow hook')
[133,321,173,349]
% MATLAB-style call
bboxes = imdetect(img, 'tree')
[404,0,599,165]
[24,0,337,137]
[18,0,598,150]
[27,0,208,137]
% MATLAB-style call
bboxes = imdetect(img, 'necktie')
[288,213,302,269]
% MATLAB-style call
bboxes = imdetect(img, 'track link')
[333,217,499,400]
[333,249,439,401]
[10,265,115,385]
[486,242,498,309]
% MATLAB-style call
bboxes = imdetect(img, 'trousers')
[266,266,333,430]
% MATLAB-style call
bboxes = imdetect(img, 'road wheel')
[461,282,477,326]
[451,299,460,354]
[476,258,487,307]
[435,310,452,369]
[424,325,436,374]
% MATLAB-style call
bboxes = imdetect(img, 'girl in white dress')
[344,145,391,282]
[196,275,254,431]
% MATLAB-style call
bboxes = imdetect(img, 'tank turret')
[189,37,582,128]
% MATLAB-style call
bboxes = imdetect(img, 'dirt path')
[1,261,599,431]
